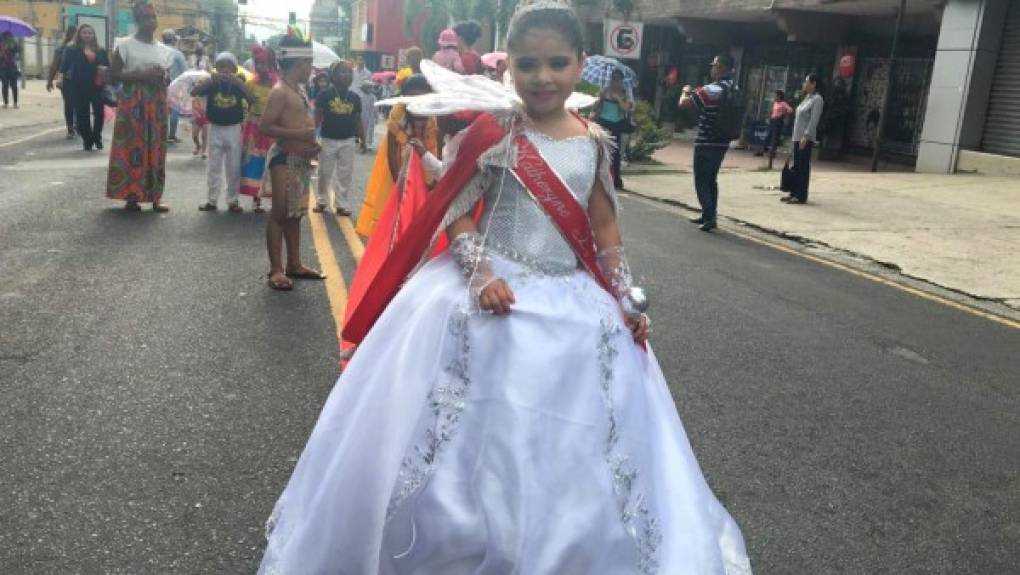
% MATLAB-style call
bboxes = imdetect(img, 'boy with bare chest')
[259,33,323,290]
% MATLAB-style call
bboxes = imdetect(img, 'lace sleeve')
[450,232,497,299]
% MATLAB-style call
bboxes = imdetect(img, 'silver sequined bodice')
[479,131,597,274]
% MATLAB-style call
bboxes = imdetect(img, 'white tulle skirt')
[259,253,752,575]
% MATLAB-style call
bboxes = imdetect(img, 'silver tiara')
[513,0,573,16]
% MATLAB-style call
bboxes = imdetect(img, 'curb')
[621,188,1020,320]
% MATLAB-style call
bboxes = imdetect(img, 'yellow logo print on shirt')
[329,97,354,115]
[213,93,238,109]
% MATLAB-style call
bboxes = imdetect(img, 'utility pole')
[105,0,117,53]
[871,0,906,173]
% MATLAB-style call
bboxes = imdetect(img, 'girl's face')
[80,27,95,44]
[509,28,583,119]
[803,77,816,94]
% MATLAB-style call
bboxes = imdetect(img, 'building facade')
[0,0,225,76]
[579,0,1018,174]
[348,0,424,70]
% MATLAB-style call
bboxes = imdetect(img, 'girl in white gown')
[258,3,752,574]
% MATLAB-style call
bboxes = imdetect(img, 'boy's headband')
[277,46,313,60]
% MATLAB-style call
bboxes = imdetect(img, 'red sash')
[509,132,612,295]
[343,114,506,344]
[342,114,616,345]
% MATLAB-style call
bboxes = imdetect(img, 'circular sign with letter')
[610,23,641,57]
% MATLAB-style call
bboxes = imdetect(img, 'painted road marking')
[0,127,66,149]
[308,196,348,337]
[625,195,1020,331]
[336,214,365,264]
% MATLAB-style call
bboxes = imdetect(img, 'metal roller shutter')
[982,0,1020,157]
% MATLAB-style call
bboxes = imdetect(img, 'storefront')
[981,0,1020,158]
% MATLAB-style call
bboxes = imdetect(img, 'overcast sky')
[240,0,316,39]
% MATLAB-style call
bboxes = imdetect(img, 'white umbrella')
[167,70,210,117]
[313,41,340,70]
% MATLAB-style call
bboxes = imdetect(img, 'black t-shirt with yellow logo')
[206,82,246,126]
[315,86,362,140]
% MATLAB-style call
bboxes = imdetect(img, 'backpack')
[714,81,746,142]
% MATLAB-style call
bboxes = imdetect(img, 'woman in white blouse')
[782,73,823,204]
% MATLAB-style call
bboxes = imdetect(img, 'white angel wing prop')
[376,59,596,116]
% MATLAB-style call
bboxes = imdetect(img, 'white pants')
[207,123,242,206]
[317,137,356,208]
[361,113,376,147]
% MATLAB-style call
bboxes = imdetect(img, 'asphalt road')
[0,125,1017,574]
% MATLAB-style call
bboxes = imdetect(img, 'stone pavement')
[623,141,1020,312]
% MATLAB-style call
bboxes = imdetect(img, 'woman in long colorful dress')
[239,46,278,213]
[354,74,439,238]
[105,2,171,212]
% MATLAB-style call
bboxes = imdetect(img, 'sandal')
[267,273,294,291]
[198,202,217,211]
[228,203,243,214]
[286,268,326,280]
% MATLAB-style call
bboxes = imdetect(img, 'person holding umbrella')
[590,68,633,190]
[0,30,21,109]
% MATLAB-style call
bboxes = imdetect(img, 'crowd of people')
[50,1,754,571]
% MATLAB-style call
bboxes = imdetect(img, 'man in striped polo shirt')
[679,53,735,232]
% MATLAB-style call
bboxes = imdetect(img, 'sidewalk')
[623,141,1020,311]
[0,80,68,142]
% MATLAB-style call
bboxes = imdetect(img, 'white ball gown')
[258,129,752,574]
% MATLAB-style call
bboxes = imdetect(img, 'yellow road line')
[335,214,365,265]
[625,194,1020,331]
[308,196,348,336]
[0,126,66,149]
[726,224,1020,331]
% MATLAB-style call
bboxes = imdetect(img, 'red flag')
[340,151,430,361]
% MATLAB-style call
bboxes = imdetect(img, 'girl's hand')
[625,313,651,344]
[479,279,515,315]
[408,137,426,156]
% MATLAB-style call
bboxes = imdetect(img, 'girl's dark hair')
[775,89,785,101]
[507,7,584,56]
[806,73,822,93]
[400,73,432,96]
[453,20,482,46]
[63,25,78,44]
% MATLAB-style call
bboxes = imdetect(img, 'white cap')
[215,52,238,67]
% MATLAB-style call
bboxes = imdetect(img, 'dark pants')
[61,84,76,132]
[791,140,814,202]
[597,118,626,188]
[764,117,784,155]
[74,86,104,147]
[693,145,727,223]
[0,67,18,106]
[168,110,180,140]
